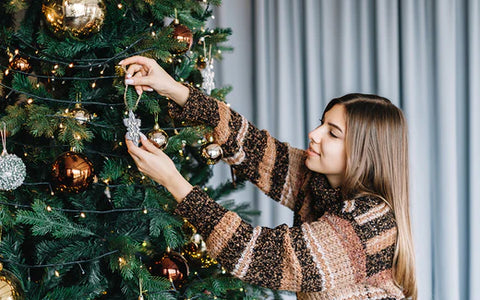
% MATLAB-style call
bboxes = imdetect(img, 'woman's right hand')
[119,55,189,107]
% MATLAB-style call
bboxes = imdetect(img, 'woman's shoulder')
[335,195,396,226]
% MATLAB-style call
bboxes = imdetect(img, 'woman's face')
[305,104,347,188]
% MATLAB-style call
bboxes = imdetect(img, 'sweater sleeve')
[169,85,308,210]
[176,187,403,297]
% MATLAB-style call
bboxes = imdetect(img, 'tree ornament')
[201,45,215,94]
[147,250,189,287]
[9,56,31,72]
[0,263,25,300]
[70,103,91,125]
[147,124,168,150]
[123,87,142,146]
[171,22,193,55]
[42,0,105,39]
[184,233,207,259]
[0,124,26,191]
[200,143,223,165]
[51,151,94,193]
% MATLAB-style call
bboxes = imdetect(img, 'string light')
[80,212,86,218]
[46,205,52,212]
[54,270,60,277]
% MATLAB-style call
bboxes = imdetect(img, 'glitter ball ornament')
[0,263,25,300]
[171,23,193,54]
[0,127,26,191]
[146,124,168,150]
[147,251,189,287]
[42,0,105,39]
[200,143,223,165]
[51,151,94,193]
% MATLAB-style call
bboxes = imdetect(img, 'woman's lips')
[307,148,320,156]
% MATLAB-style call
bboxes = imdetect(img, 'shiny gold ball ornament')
[184,233,207,259]
[0,263,25,300]
[146,124,168,150]
[147,251,189,287]
[42,0,106,39]
[200,143,223,165]
[171,23,193,54]
[71,104,91,125]
[51,151,94,193]
[9,57,31,72]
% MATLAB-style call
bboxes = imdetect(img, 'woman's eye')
[330,131,338,138]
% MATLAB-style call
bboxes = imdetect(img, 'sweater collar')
[310,172,342,214]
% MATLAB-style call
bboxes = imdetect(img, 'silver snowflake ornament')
[123,110,141,146]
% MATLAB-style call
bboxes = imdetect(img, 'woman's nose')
[309,127,322,144]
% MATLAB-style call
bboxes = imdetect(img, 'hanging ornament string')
[1,124,7,156]
[123,83,143,146]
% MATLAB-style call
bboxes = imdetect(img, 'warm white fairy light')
[80,212,86,218]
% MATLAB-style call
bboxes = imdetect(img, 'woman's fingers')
[140,134,164,155]
[119,56,153,69]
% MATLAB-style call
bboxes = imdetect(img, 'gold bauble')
[42,0,105,39]
[146,125,168,150]
[9,57,31,72]
[171,24,193,54]
[0,264,24,300]
[184,233,207,259]
[71,104,91,125]
[51,151,94,193]
[200,143,223,165]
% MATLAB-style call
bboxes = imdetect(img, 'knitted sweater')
[171,86,405,300]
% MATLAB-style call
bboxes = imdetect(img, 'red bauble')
[147,251,189,286]
[51,151,94,193]
[171,24,193,54]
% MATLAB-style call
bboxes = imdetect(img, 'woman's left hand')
[125,134,193,202]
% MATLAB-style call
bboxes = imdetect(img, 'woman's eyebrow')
[328,122,343,133]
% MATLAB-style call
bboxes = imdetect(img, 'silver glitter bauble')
[0,152,26,191]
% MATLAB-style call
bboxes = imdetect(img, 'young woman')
[121,56,417,300]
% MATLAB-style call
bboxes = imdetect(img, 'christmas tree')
[0,1,285,299]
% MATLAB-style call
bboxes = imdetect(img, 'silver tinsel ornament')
[0,126,26,191]
[201,58,215,95]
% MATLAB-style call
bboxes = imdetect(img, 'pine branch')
[16,200,97,238]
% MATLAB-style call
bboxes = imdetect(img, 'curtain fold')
[215,0,479,299]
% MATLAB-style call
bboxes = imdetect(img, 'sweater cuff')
[168,84,221,128]
[175,186,228,238]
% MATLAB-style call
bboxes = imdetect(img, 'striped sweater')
[171,85,405,300]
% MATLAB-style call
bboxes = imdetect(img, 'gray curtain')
[213,0,480,299]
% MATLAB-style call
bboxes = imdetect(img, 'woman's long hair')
[323,94,417,299]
